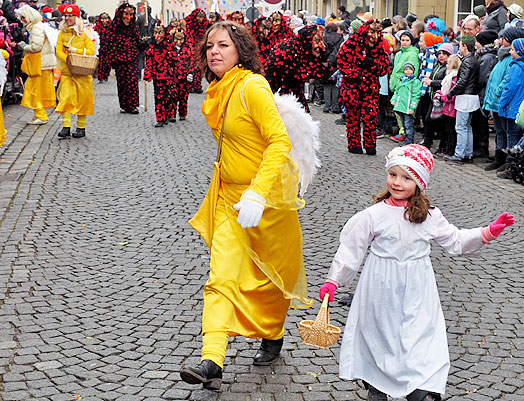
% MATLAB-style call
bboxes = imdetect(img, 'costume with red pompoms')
[171,30,196,120]
[268,11,294,47]
[251,16,272,65]
[337,19,389,154]
[264,25,329,112]
[143,27,176,124]
[184,8,208,93]
[94,13,111,82]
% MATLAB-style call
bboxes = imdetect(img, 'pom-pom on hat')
[58,3,80,18]
[385,144,434,191]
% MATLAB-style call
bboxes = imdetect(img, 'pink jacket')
[435,76,457,118]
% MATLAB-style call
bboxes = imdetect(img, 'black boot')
[365,147,376,156]
[348,146,363,154]
[180,360,222,390]
[58,127,71,139]
[72,128,86,138]
[253,338,283,366]
[484,149,507,171]
[406,389,442,401]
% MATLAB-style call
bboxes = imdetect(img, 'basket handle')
[314,294,331,328]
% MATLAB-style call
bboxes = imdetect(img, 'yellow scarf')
[201,65,252,131]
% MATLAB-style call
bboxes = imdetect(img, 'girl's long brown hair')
[195,21,262,82]
[372,187,432,224]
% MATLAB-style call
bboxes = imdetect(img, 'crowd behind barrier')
[0,0,523,183]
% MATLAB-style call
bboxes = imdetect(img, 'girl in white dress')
[319,144,515,401]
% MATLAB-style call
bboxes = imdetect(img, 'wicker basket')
[66,53,99,76]
[299,294,341,349]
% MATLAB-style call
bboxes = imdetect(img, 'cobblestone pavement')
[0,78,522,401]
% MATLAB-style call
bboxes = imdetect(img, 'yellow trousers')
[34,108,48,121]
[63,112,86,129]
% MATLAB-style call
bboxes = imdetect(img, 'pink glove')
[319,282,337,302]
[489,212,515,237]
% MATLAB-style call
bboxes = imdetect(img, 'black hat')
[399,30,415,45]
[476,29,498,45]
[501,26,524,44]
[405,13,417,24]
[382,17,392,28]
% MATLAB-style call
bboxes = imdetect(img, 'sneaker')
[443,155,464,164]
[335,118,346,126]
[154,121,165,127]
[28,118,48,125]
[435,152,450,159]
[313,100,322,107]
[179,116,186,121]
[390,134,405,142]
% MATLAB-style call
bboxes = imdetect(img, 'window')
[456,0,484,26]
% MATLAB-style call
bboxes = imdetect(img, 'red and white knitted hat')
[385,144,434,190]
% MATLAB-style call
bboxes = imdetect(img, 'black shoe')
[365,148,376,156]
[58,127,71,138]
[367,384,387,401]
[484,159,505,171]
[496,162,509,172]
[72,128,85,138]
[179,116,186,121]
[253,338,283,366]
[348,147,363,154]
[335,118,346,125]
[180,360,222,390]
[154,121,164,128]
[130,108,139,114]
[194,88,203,94]
[463,156,473,164]
[169,117,176,123]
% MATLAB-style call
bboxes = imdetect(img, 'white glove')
[187,73,193,82]
[67,46,77,54]
[233,190,266,229]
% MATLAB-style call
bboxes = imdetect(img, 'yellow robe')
[194,67,312,341]
[0,101,5,146]
[55,27,94,116]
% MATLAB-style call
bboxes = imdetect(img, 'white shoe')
[28,118,48,125]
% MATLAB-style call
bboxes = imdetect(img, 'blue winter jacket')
[483,47,512,113]
[498,56,524,119]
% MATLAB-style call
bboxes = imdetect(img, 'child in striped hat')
[319,144,515,401]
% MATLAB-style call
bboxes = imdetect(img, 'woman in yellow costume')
[0,49,7,146]
[17,5,56,125]
[180,21,312,391]
[55,3,94,139]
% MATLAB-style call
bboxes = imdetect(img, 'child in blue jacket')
[390,62,423,145]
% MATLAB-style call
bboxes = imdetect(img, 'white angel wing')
[274,93,321,197]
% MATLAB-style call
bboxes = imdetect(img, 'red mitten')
[489,212,515,237]
[319,282,337,302]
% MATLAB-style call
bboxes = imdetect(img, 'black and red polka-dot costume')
[337,20,389,152]
[251,16,272,66]
[264,25,329,113]
[101,3,147,112]
[184,8,209,92]
[172,41,195,119]
[94,15,111,82]
[268,12,294,48]
[143,40,176,123]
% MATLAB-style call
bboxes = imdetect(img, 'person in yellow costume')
[0,49,8,146]
[180,21,312,391]
[55,3,94,139]
[16,5,56,125]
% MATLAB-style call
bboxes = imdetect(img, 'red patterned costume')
[252,16,272,66]
[184,8,209,93]
[264,25,329,112]
[143,39,176,124]
[268,11,294,47]
[226,11,245,25]
[337,19,389,154]
[94,13,111,82]
[172,32,196,120]
[99,3,147,113]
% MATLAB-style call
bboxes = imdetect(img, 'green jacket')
[389,46,420,92]
[391,75,423,114]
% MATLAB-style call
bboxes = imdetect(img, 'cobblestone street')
[0,78,522,401]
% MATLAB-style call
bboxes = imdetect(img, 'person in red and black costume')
[338,19,389,155]
[252,16,272,65]
[143,24,176,127]
[227,11,245,26]
[94,12,111,83]
[264,24,329,112]
[171,29,195,121]
[100,3,147,114]
[184,8,208,94]
[268,11,293,47]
